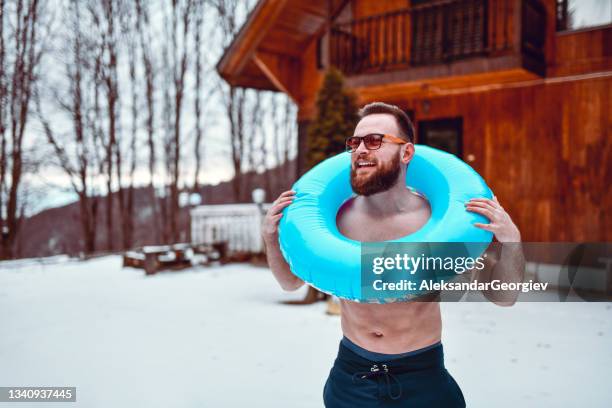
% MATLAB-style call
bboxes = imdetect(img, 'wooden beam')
[217,0,289,79]
[345,55,528,88]
[253,50,301,103]
[225,73,279,91]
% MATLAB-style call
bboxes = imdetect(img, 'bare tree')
[134,0,161,243]
[213,0,249,202]
[157,0,194,243]
[0,0,45,259]
[159,11,173,243]
[101,0,120,251]
[270,93,281,194]
[191,0,206,193]
[248,90,266,195]
[36,0,100,254]
[282,96,296,181]
[85,0,139,251]
[119,1,138,250]
[245,89,256,190]
[86,0,118,251]
[4,0,300,260]
[228,85,246,201]
[267,93,297,195]
[171,0,194,241]
[256,93,270,196]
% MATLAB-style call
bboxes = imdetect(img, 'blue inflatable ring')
[278,145,494,302]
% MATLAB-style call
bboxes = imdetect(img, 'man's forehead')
[353,113,400,136]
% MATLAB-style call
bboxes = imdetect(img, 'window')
[556,0,612,31]
[417,117,463,158]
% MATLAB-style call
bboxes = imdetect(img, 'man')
[262,102,523,407]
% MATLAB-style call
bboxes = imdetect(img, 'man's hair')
[358,102,415,143]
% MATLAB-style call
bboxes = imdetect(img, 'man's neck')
[356,179,419,218]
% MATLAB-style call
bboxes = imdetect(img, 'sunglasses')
[345,133,408,153]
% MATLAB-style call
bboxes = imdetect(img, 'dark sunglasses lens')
[346,137,361,152]
[364,135,383,149]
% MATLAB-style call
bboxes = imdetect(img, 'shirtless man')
[262,102,522,407]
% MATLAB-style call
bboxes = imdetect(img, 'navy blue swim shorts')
[323,337,465,407]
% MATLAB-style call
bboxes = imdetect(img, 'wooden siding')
[356,75,611,241]
[551,25,612,76]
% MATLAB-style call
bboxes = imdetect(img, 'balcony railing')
[330,0,546,75]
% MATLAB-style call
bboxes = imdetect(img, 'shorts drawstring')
[351,363,403,400]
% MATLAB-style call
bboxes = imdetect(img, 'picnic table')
[123,242,228,275]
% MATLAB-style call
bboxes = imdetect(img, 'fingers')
[466,205,495,220]
[277,190,296,200]
[467,196,504,210]
[465,202,499,217]
[268,199,293,216]
[492,195,505,211]
[466,200,496,210]
[473,222,495,231]
[466,197,498,208]
[267,191,296,218]
[465,198,503,221]
[274,196,294,205]
[262,208,287,237]
[263,191,296,239]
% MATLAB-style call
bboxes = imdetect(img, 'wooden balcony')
[329,0,546,86]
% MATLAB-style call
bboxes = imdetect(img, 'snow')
[1,255,611,408]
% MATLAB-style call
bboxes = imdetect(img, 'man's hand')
[465,196,521,243]
[262,190,295,244]
[261,189,303,291]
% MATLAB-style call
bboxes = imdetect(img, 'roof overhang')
[216,0,340,102]
[216,0,288,90]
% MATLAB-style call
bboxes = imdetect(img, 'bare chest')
[338,211,429,242]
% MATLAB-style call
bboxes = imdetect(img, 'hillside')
[15,161,296,258]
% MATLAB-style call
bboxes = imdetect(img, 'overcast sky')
[25,0,297,214]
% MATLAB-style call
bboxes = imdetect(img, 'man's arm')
[466,196,525,306]
[472,243,525,306]
[263,236,305,291]
[262,190,305,292]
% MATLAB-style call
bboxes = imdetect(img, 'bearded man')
[262,102,523,407]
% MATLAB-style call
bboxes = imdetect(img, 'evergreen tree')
[306,67,359,170]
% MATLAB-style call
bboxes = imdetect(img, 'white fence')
[190,204,272,253]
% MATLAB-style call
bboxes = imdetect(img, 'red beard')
[350,154,401,196]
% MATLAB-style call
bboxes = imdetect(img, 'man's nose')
[354,139,369,155]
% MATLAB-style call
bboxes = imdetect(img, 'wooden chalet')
[216,0,611,241]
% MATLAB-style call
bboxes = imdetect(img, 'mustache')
[351,155,378,166]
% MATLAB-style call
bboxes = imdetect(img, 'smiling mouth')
[354,160,376,169]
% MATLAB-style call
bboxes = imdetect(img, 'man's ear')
[401,143,415,164]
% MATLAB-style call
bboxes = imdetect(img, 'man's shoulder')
[408,190,431,214]
[336,196,360,225]
[336,195,359,230]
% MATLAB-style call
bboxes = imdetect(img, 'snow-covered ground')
[0,255,610,408]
